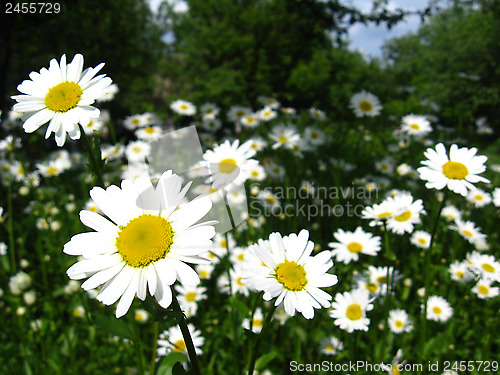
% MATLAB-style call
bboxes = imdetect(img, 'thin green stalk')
[106,120,117,144]
[420,190,448,364]
[150,321,160,375]
[170,286,202,375]
[7,183,16,272]
[379,225,392,362]
[247,304,278,375]
[78,124,105,188]
[132,321,146,375]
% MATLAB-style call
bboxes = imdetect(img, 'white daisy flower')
[101,143,125,161]
[11,54,112,146]
[258,106,277,122]
[448,260,474,283]
[441,205,462,222]
[96,82,119,102]
[466,188,492,208]
[175,284,207,317]
[328,227,381,264]
[0,242,7,256]
[304,126,326,146]
[309,107,327,120]
[170,99,196,116]
[247,136,267,152]
[376,157,395,175]
[258,96,280,109]
[157,324,204,358]
[202,139,259,188]
[388,309,413,334]
[125,140,151,163]
[200,118,222,132]
[218,267,252,296]
[449,219,486,245]
[417,143,489,196]
[386,193,426,235]
[281,107,297,117]
[468,253,500,282]
[199,103,220,120]
[330,289,374,332]
[248,164,267,181]
[426,295,453,322]
[242,307,264,334]
[319,336,343,356]
[244,229,338,319]
[349,90,382,117]
[195,263,214,280]
[493,187,500,207]
[410,230,431,249]
[240,113,260,128]
[227,106,252,123]
[472,279,500,299]
[256,190,280,209]
[269,123,300,150]
[265,162,285,180]
[63,171,216,318]
[123,114,148,130]
[121,162,151,181]
[400,114,432,137]
[135,126,163,141]
[361,200,395,227]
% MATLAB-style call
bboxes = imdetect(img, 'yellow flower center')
[359,101,373,112]
[47,167,59,175]
[366,283,378,292]
[185,292,197,302]
[144,127,155,134]
[462,230,473,237]
[220,239,227,248]
[482,263,495,273]
[395,320,403,328]
[265,196,276,203]
[278,136,289,144]
[346,304,362,321]
[115,214,174,268]
[456,271,464,279]
[377,276,388,284]
[475,195,483,200]
[392,367,401,375]
[173,339,186,352]
[376,212,392,219]
[253,318,263,327]
[432,306,442,315]
[236,277,245,286]
[246,117,255,123]
[394,210,411,222]
[325,344,334,351]
[237,253,245,261]
[347,242,363,253]
[410,123,420,129]
[180,104,188,110]
[478,285,489,295]
[310,132,318,139]
[45,81,83,112]
[275,260,307,291]
[442,161,468,180]
[418,238,427,245]
[219,158,238,174]
[251,171,259,177]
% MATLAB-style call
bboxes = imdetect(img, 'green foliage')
[383,2,500,131]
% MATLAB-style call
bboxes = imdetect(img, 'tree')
[383,1,500,132]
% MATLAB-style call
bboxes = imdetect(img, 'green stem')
[420,190,448,363]
[150,321,160,375]
[380,225,392,362]
[7,182,16,273]
[79,124,105,188]
[133,323,146,375]
[106,120,117,144]
[170,286,202,375]
[247,304,278,375]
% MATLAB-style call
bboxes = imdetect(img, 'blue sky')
[147,0,432,57]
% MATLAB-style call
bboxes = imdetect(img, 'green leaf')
[92,313,135,341]
[229,296,250,317]
[156,352,187,375]
[255,351,278,371]
[172,362,187,375]
[142,297,184,324]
